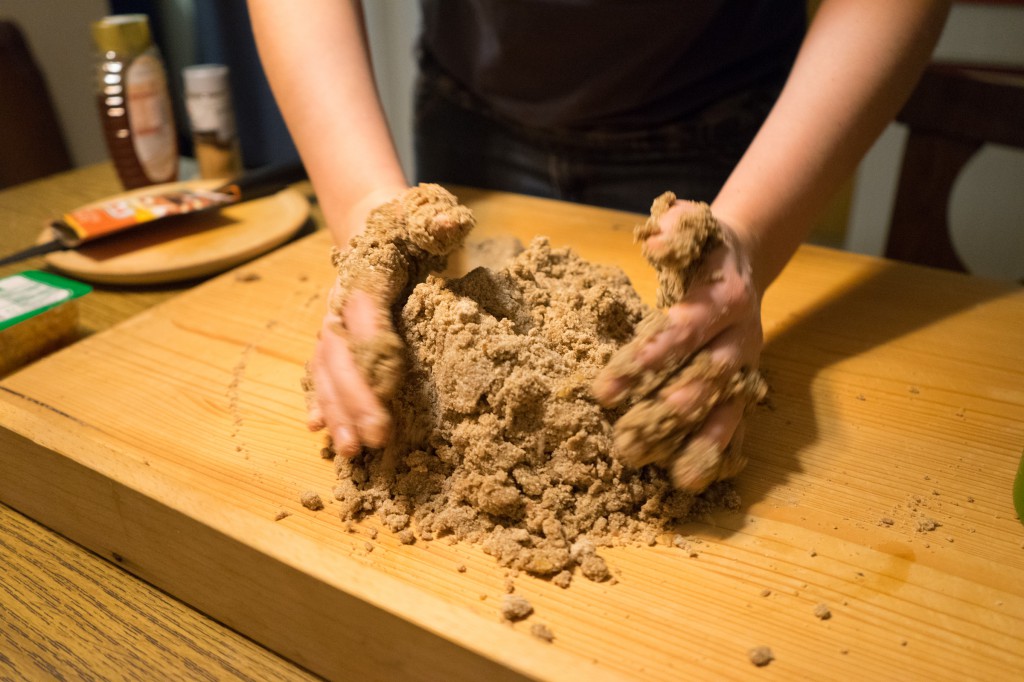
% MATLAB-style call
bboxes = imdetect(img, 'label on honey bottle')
[125,52,178,185]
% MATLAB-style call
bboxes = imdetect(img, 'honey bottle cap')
[91,14,152,56]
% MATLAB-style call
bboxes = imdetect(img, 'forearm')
[248,0,408,246]
[711,0,951,292]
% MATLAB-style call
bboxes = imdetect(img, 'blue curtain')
[110,0,299,169]
[191,2,299,168]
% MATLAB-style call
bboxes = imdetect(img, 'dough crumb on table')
[748,646,774,667]
[501,594,534,622]
[552,570,572,589]
[309,186,760,581]
[300,491,324,511]
[530,623,555,642]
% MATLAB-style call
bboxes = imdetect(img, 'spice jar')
[91,14,178,189]
[183,64,243,180]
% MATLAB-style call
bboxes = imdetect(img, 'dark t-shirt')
[420,0,806,131]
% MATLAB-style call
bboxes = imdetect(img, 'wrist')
[346,185,409,234]
[322,183,409,248]
[709,205,772,297]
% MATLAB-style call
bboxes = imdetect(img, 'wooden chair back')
[886,61,1024,271]
[0,20,72,190]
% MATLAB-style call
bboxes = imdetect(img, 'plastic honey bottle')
[91,14,178,189]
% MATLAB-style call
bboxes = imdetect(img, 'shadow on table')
[697,257,1017,532]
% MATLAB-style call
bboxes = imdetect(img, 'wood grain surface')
[2,184,1023,680]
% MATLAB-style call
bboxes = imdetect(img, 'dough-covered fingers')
[311,328,366,457]
[596,204,757,409]
[313,292,397,452]
[597,190,767,491]
[612,347,764,470]
[716,421,748,482]
[593,300,734,408]
[611,351,727,468]
[670,397,747,491]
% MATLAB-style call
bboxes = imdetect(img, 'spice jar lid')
[183,64,231,96]
[91,14,152,55]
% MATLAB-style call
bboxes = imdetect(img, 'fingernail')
[360,413,389,448]
[307,405,325,432]
[334,426,359,458]
[593,374,627,406]
[670,439,722,492]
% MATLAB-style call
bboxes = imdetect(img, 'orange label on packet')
[55,188,235,245]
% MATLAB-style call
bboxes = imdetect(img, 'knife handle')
[216,160,308,202]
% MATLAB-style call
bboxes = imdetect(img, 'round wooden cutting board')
[42,179,310,285]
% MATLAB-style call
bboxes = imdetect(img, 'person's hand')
[307,286,395,457]
[594,198,766,491]
[304,184,476,458]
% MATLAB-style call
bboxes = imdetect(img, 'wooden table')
[0,164,321,680]
[1,165,1022,680]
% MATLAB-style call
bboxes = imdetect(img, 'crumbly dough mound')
[316,187,755,579]
[330,235,739,578]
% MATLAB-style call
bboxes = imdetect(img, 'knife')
[0,161,307,267]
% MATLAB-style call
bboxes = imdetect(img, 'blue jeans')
[413,61,783,214]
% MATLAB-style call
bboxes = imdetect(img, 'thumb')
[341,289,404,405]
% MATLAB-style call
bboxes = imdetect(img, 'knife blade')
[0,240,68,267]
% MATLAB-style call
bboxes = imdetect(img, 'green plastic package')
[1014,449,1024,526]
